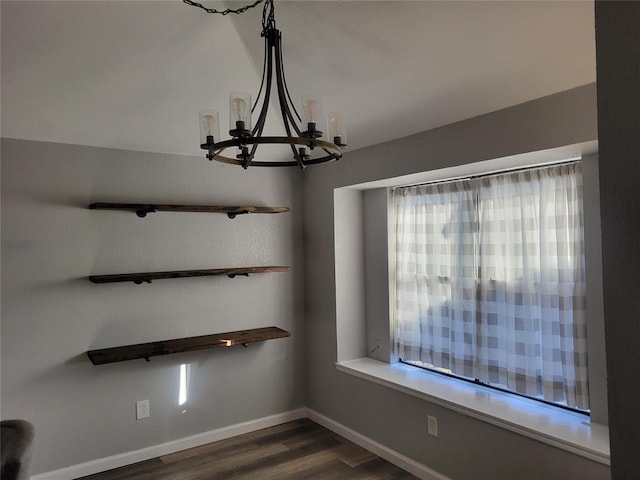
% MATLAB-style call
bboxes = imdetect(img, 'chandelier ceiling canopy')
[185,0,347,169]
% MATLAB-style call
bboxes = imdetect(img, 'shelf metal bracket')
[136,207,157,218]
[227,210,250,219]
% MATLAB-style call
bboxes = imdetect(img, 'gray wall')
[0,139,305,474]
[304,83,611,479]
[595,2,640,478]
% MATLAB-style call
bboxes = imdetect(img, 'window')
[392,162,589,411]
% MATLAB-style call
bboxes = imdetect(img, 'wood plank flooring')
[77,419,419,480]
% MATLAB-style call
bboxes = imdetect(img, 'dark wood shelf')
[87,326,290,365]
[89,266,290,284]
[89,203,289,218]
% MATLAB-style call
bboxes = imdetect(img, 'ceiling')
[1,1,596,159]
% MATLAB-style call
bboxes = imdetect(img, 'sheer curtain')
[393,163,589,410]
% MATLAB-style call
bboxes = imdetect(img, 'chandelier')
[185,0,347,169]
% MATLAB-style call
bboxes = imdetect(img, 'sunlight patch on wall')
[179,363,191,408]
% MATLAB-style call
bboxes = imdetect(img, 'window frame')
[333,144,608,462]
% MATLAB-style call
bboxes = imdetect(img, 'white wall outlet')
[136,399,150,420]
[427,415,438,437]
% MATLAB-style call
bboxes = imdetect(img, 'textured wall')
[304,84,610,479]
[0,139,305,474]
[595,1,640,478]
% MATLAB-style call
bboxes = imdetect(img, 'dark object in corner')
[1,419,34,480]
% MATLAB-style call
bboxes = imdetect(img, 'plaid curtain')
[393,163,589,410]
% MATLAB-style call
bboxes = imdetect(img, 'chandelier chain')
[184,0,276,36]
[183,0,265,16]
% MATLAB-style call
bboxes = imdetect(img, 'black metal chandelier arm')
[272,39,305,168]
[276,84,307,168]
[273,37,301,138]
[273,33,302,137]
[252,39,269,114]
[276,29,301,123]
[275,73,301,138]
[252,33,275,137]
[183,0,265,16]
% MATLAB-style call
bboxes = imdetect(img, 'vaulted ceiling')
[1,1,595,158]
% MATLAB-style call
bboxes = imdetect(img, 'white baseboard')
[306,408,450,480]
[33,407,447,480]
[32,408,307,480]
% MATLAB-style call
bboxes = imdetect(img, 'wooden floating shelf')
[89,266,290,284]
[87,326,290,365]
[89,203,289,219]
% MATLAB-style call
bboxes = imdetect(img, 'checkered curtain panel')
[393,163,589,409]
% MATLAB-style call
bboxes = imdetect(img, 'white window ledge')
[336,357,610,466]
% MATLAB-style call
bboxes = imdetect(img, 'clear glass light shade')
[301,95,323,133]
[229,92,252,131]
[199,110,220,145]
[328,113,347,146]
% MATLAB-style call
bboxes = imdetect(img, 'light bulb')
[301,95,323,134]
[203,115,216,135]
[199,110,219,146]
[229,92,252,132]
[303,99,317,124]
[328,112,347,147]
[330,116,341,135]
[232,98,247,122]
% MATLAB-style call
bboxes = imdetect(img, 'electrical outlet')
[136,399,150,420]
[427,415,438,437]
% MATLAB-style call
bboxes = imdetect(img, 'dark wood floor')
[77,418,419,480]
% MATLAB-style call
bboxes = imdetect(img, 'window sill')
[336,357,610,465]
